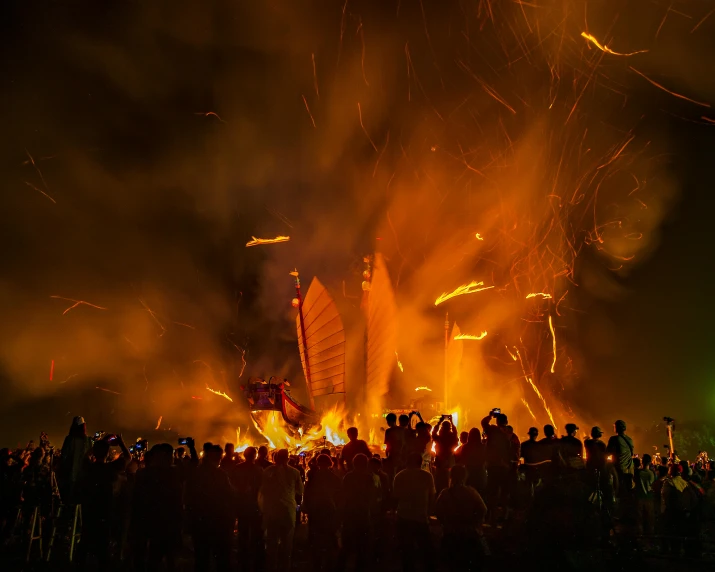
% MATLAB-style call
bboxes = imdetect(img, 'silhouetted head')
[353,454,369,471]
[257,445,269,459]
[176,447,185,459]
[565,423,578,437]
[369,457,382,472]
[614,420,627,434]
[69,416,87,438]
[468,428,481,443]
[225,443,235,456]
[668,463,682,477]
[243,447,257,462]
[544,425,555,438]
[202,442,213,453]
[406,452,423,469]
[204,445,223,468]
[399,414,409,428]
[347,427,359,441]
[528,427,539,440]
[416,422,430,436]
[591,426,603,439]
[642,454,652,467]
[679,460,692,478]
[450,465,468,487]
[496,413,508,427]
[317,454,332,468]
[386,413,397,427]
[274,449,289,466]
[459,431,469,445]
[658,465,669,478]
[633,457,641,470]
[93,439,110,462]
[439,420,453,434]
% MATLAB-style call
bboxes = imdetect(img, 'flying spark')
[96,386,121,395]
[51,296,107,315]
[435,281,494,306]
[245,235,291,247]
[395,351,404,372]
[194,111,227,124]
[415,386,432,392]
[49,360,54,381]
[475,233,484,240]
[155,416,163,430]
[580,32,648,57]
[455,331,488,340]
[548,315,557,374]
[526,292,552,300]
[206,386,233,402]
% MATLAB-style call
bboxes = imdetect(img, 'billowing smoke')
[1,1,712,445]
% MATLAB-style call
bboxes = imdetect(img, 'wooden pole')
[292,270,315,410]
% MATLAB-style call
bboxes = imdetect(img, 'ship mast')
[291,269,315,410]
[444,311,449,411]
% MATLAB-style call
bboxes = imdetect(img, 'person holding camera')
[481,408,516,520]
[76,433,131,569]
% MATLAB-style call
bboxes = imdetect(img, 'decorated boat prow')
[241,376,319,427]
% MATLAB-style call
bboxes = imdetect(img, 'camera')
[106,434,118,445]
[135,439,148,451]
[490,408,501,416]
[178,437,193,446]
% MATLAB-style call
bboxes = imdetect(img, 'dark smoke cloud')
[1,1,714,445]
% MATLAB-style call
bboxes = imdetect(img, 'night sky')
[1,1,714,448]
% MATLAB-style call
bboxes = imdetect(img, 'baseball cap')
[591,426,604,437]
[565,423,578,433]
[73,416,85,426]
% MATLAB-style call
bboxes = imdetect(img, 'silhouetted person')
[521,427,544,495]
[60,416,92,504]
[220,442,239,470]
[369,456,390,562]
[230,447,265,572]
[481,410,513,518]
[337,454,381,571]
[459,428,486,495]
[186,445,236,572]
[560,423,584,470]
[635,453,656,535]
[432,418,458,494]
[77,434,130,571]
[607,420,634,498]
[0,448,22,542]
[256,445,273,469]
[259,449,303,572]
[414,422,433,471]
[384,413,404,461]
[341,427,371,471]
[584,426,607,471]
[661,463,699,556]
[436,465,487,571]
[303,454,341,571]
[133,443,183,571]
[399,414,415,462]
[538,424,560,481]
[393,453,436,572]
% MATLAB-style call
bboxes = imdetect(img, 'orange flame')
[454,331,487,340]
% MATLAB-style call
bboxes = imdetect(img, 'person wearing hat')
[559,423,584,470]
[584,427,607,471]
[607,419,635,498]
[60,415,92,503]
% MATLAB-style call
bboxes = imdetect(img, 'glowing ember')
[580,32,648,57]
[526,292,552,300]
[415,386,432,392]
[454,331,487,341]
[49,360,54,381]
[205,386,233,402]
[245,235,291,247]
[155,416,162,430]
[475,233,484,240]
[395,351,404,372]
[435,281,494,306]
[96,386,120,395]
[548,315,557,374]
[51,295,107,315]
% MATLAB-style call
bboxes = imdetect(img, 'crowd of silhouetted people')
[1,410,715,571]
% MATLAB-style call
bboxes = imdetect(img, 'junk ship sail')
[242,270,346,427]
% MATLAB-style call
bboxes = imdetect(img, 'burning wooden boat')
[242,270,346,427]
[241,376,319,426]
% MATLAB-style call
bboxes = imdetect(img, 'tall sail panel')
[366,253,397,412]
[445,322,463,411]
[296,277,346,400]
